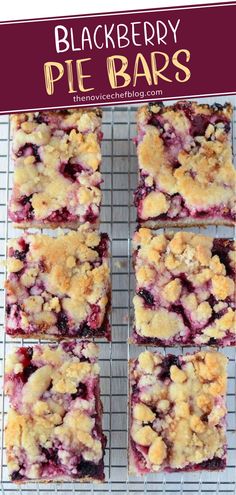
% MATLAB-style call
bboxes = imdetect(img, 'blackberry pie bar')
[9,108,103,228]
[134,101,236,227]
[129,350,228,474]
[5,341,106,482]
[132,229,235,346]
[5,226,111,340]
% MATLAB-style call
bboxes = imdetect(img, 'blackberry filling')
[134,176,155,203]
[224,122,231,133]
[23,364,38,381]
[96,234,109,258]
[19,194,33,206]
[18,195,34,220]
[207,294,218,307]
[159,355,180,381]
[148,101,164,110]
[31,144,41,162]
[199,457,226,470]
[208,337,217,345]
[59,162,83,182]
[18,347,33,367]
[47,207,73,222]
[148,115,162,129]
[57,312,69,335]
[79,356,90,363]
[212,103,224,111]
[201,413,209,423]
[150,407,165,420]
[130,438,147,465]
[38,258,47,273]
[172,305,191,328]
[46,380,53,391]
[138,289,154,306]
[16,144,41,162]
[11,470,24,481]
[71,382,87,400]
[41,447,59,464]
[78,459,100,477]
[35,114,45,124]
[174,100,193,121]
[179,274,194,292]
[190,114,209,137]
[13,247,29,262]
[79,326,94,338]
[212,239,232,274]
[87,305,101,329]
[84,207,97,224]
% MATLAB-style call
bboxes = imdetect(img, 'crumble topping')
[5,225,111,340]
[5,341,106,482]
[142,191,169,218]
[133,295,183,339]
[132,229,235,345]
[134,101,235,226]
[9,109,103,228]
[129,351,227,474]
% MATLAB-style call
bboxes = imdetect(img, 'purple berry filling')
[57,312,69,335]
[9,239,29,261]
[78,459,103,478]
[84,206,98,224]
[41,447,59,464]
[10,195,35,222]
[97,233,109,258]
[47,207,77,223]
[59,162,83,182]
[71,382,87,400]
[137,289,154,306]
[158,355,180,381]
[212,239,232,274]
[16,144,41,162]
[22,364,38,381]
[11,470,24,481]
[35,114,45,124]
[198,457,226,471]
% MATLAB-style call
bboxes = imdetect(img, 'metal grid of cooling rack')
[0,98,235,494]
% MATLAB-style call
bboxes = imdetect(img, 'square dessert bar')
[134,101,236,227]
[9,108,103,229]
[5,341,106,482]
[132,229,235,346]
[129,350,228,474]
[5,226,111,340]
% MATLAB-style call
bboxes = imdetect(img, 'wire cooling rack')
[0,98,235,494]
